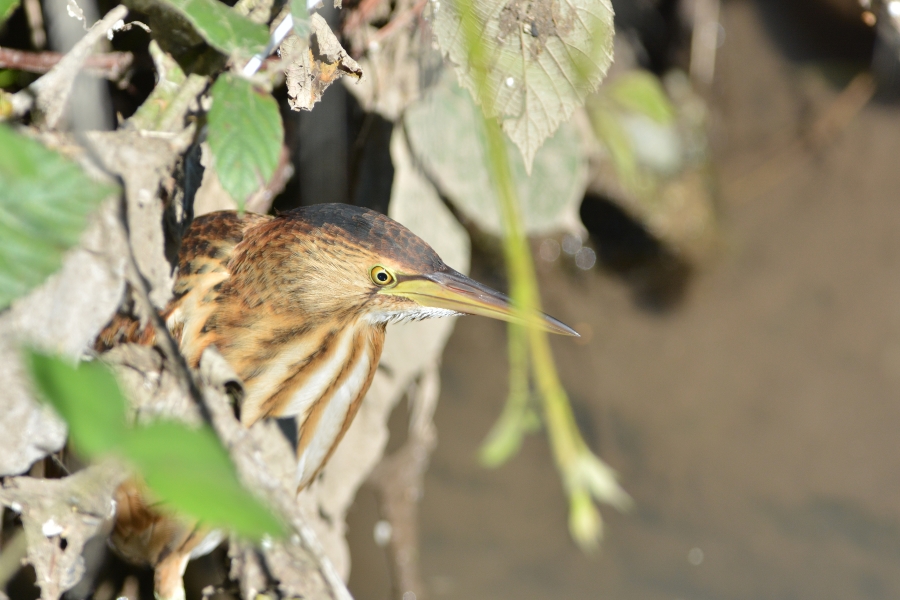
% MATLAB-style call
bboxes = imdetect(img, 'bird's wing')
[94,211,272,354]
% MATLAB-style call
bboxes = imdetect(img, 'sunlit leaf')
[26,352,127,459]
[128,41,188,131]
[0,126,117,309]
[123,422,285,539]
[0,0,19,26]
[434,0,614,170]
[404,73,587,236]
[207,74,283,209]
[156,0,268,55]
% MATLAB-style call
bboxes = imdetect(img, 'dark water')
[348,1,900,598]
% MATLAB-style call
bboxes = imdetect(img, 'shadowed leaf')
[156,0,268,55]
[404,73,586,236]
[0,126,117,309]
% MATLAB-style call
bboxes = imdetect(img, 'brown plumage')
[97,203,577,599]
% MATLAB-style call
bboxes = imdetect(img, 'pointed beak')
[382,269,579,337]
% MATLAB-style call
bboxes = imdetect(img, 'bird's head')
[247,204,577,336]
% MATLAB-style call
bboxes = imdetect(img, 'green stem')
[481,116,583,485]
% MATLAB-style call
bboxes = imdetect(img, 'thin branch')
[11,4,129,126]
[22,0,47,49]
[369,0,427,46]
[115,195,214,426]
[0,46,133,80]
[368,367,440,600]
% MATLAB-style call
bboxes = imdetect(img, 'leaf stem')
[457,0,629,550]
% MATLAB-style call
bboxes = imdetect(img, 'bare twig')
[369,0,427,46]
[198,349,353,600]
[116,200,213,426]
[12,4,128,127]
[368,366,441,600]
[0,46,133,79]
[689,0,721,90]
[23,0,47,49]
[343,0,390,36]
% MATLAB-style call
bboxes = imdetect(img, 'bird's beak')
[384,270,579,337]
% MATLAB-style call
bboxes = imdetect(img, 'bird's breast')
[232,321,385,489]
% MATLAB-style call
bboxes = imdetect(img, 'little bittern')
[98,203,576,597]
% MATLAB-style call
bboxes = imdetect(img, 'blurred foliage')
[405,73,586,236]
[449,0,632,550]
[0,0,17,26]
[27,351,285,540]
[0,0,713,564]
[0,125,117,310]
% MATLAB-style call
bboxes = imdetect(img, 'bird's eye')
[370,265,395,286]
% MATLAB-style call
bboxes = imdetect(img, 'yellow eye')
[370,265,395,286]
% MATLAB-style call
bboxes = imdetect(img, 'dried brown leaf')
[283,13,362,112]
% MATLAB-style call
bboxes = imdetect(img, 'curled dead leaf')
[282,13,362,111]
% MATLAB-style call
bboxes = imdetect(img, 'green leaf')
[26,351,128,458]
[122,421,285,539]
[404,73,587,236]
[434,0,614,171]
[290,0,311,39]
[586,99,638,187]
[0,0,19,26]
[27,350,284,540]
[157,0,268,55]
[0,126,117,309]
[128,41,187,131]
[207,74,283,209]
[608,71,675,124]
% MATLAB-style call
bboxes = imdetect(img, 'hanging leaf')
[404,73,587,236]
[433,0,614,171]
[207,74,284,209]
[156,0,269,56]
[282,13,362,112]
[0,126,117,310]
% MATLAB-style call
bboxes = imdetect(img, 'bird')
[96,203,576,598]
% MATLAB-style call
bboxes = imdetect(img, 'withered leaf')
[282,13,362,112]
